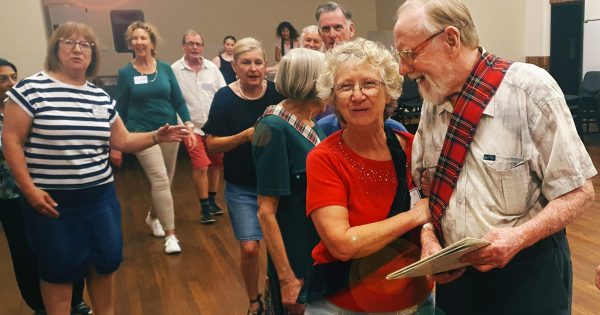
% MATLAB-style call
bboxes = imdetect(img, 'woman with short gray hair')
[253,48,326,315]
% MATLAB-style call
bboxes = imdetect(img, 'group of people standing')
[1,1,598,315]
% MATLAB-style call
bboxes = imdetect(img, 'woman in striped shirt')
[2,22,189,315]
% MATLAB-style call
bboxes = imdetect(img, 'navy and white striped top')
[7,71,117,190]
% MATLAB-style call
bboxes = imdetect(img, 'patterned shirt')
[7,72,117,190]
[412,62,597,245]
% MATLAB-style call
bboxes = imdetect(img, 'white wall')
[0,1,47,77]
[41,0,377,76]
[0,0,552,78]
[524,0,551,57]
[462,0,526,61]
[584,0,600,74]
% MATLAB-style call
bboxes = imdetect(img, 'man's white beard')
[414,64,454,105]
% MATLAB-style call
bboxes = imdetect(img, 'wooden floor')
[1,134,600,314]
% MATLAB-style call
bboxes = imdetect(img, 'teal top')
[115,60,191,132]
[0,113,19,200]
[253,114,326,278]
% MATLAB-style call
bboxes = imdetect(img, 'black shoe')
[33,311,47,315]
[71,301,92,315]
[200,210,216,224]
[208,202,224,216]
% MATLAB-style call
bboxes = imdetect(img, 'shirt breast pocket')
[482,154,529,216]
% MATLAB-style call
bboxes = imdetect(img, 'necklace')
[132,58,159,83]
[238,80,265,100]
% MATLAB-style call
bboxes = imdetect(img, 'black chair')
[393,77,422,129]
[564,71,600,134]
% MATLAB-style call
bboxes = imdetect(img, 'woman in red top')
[304,38,434,314]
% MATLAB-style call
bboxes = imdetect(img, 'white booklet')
[386,237,490,279]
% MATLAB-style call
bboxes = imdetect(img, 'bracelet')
[422,223,434,230]
[152,130,159,144]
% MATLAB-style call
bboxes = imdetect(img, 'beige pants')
[135,142,179,231]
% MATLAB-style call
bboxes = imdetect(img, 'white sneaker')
[164,235,181,254]
[145,212,165,238]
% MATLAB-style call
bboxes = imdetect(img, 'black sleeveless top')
[218,55,236,84]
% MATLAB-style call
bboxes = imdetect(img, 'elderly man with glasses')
[394,1,596,314]
[171,29,227,225]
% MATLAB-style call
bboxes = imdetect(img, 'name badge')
[409,188,421,208]
[201,82,214,91]
[134,75,148,85]
[92,105,109,119]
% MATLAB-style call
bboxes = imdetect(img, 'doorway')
[549,1,584,95]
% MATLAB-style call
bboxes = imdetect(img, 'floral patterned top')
[0,111,20,200]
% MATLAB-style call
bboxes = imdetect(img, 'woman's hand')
[243,127,255,143]
[154,124,190,143]
[110,150,123,168]
[411,198,431,226]
[23,187,59,218]
[280,277,304,315]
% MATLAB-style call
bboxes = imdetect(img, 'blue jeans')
[224,182,262,241]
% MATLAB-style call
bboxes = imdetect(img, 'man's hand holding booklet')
[386,238,490,279]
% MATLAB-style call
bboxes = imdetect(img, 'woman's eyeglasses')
[333,80,383,99]
[59,38,95,52]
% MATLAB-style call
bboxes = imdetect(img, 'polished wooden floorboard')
[1,135,600,314]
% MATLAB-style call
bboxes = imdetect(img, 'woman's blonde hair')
[233,37,266,62]
[125,21,161,56]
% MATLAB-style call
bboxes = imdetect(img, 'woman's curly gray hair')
[316,38,402,105]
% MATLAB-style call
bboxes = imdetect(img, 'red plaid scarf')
[429,52,512,242]
[260,105,321,146]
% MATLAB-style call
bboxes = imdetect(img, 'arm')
[257,195,304,313]
[462,180,594,272]
[311,198,430,261]
[205,128,253,155]
[109,116,189,153]
[212,56,221,68]
[2,100,58,217]
[275,46,282,62]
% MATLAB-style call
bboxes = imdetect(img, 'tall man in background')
[315,1,355,50]
[172,30,226,224]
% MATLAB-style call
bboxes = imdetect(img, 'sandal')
[247,294,264,315]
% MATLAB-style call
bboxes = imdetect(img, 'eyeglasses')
[395,29,445,64]
[333,80,383,99]
[0,74,17,84]
[59,38,94,52]
[184,41,203,47]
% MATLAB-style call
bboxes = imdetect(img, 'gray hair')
[275,48,325,101]
[397,0,479,48]
[316,38,402,103]
[315,1,352,22]
[233,37,266,62]
[181,29,203,44]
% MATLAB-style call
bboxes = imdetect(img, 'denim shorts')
[21,183,123,283]
[224,182,262,241]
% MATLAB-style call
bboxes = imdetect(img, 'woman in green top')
[113,21,196,254]
[253,48,326,314]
